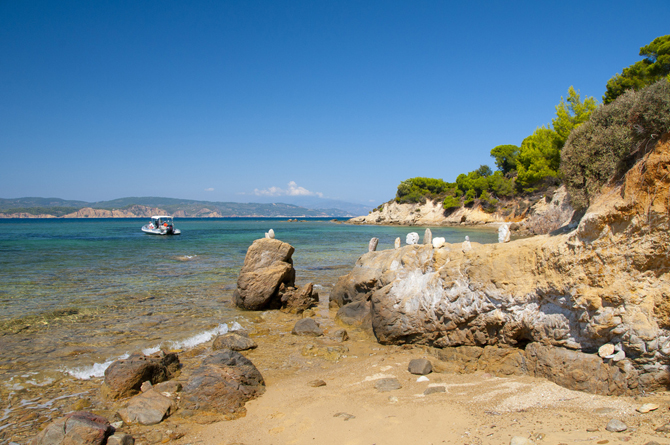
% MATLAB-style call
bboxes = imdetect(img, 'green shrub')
[395,177,456,204]
[560,79,670,209]
[443,195,461,210]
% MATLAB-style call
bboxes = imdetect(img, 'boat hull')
[141,226,181,235]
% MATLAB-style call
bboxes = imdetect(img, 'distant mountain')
[0,196,359,218]
[249,196,373,216]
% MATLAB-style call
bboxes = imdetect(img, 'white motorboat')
[141,215,181,235]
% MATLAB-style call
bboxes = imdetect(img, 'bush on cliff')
[561,79,670,209]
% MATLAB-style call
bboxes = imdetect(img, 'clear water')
[0,218,497,384]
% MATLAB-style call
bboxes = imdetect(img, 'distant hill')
[0,196,360,218]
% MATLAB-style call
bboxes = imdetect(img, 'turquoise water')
[0,218,497,383]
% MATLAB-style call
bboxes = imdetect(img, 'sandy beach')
[150,301,670,445]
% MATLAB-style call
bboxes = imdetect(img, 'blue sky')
[1,1,669,207]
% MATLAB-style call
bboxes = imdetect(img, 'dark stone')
[374,378,402,392]
[30,411,112,445]
[102,351,180,400]
[181,350,265,416]
[408,358,433,375]
[233,238,296,310]
[292,318,323,337]
[212,332,258,351]
[423,386,446,395]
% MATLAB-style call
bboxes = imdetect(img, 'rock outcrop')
[332,134,670,394]
[233,238,318,312]
[348,186,574,233]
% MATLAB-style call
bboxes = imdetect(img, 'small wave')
[62,353,129,380]
[63,322,243,380]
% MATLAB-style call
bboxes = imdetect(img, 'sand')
[163,303,670,445]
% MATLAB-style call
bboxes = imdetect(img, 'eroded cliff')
[332,134,670,393]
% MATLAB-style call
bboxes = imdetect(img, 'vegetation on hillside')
[562,79,670,209]
[389,35,669,216]
[603,35,670,104]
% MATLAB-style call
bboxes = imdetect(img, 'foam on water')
[62,322,244,380]
[62,353,129,380]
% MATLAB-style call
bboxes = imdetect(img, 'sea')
[0,218,497,414]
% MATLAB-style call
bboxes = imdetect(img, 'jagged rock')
[280,283,319,314]
[233,238,295,310]
[408,358,432,375]
[369,237,379,252]
[292,318,323,336]
[406,232,419,245]
[117,387,176,425]
[30,411,112,445]
[213,332,258,351]
[102,351,180,400]
[423,228,432,245]
[181,350,265,417]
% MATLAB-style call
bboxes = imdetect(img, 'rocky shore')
[348,185,576,237]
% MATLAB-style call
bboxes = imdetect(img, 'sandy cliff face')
[333,134,670,393]
[349,186,574,231]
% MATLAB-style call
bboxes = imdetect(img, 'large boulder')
[102,351,180,400]
[336,134,670,394]
[233,238,296,310]
[30,411,112,445]
[181,350,265,417]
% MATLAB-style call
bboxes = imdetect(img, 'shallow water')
[0,218,497,387]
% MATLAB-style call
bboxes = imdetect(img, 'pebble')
[423,386,446,396]
[606,419,627,432]
[636,403,659,413]
[374,378,402,392]
[308,380,326,387]
[598,344,615,358]
[416,376,429,382]
[333,412,355,421]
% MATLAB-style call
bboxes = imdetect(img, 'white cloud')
[204,188,214,192]
[254,181,323,198]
